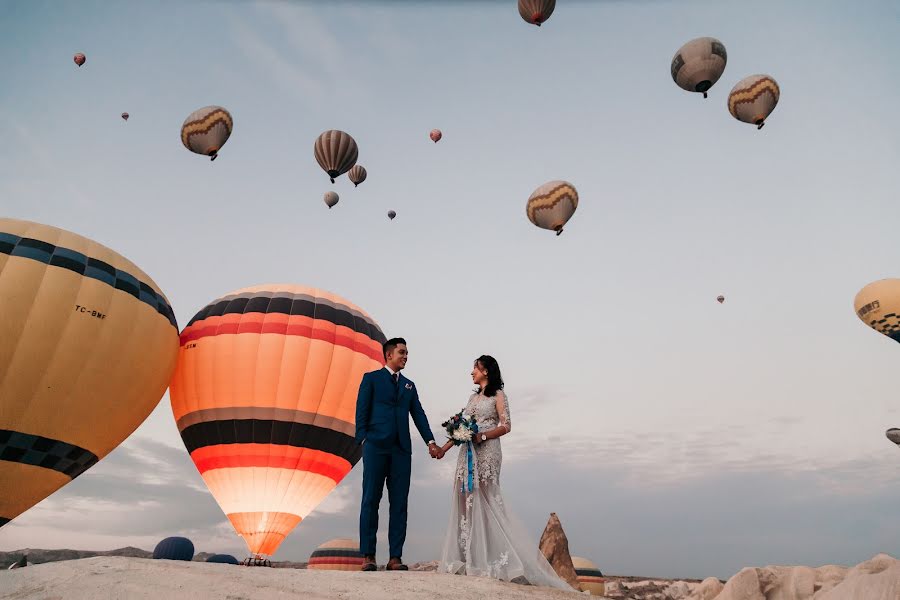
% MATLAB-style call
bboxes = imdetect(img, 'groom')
[355,337,441,571]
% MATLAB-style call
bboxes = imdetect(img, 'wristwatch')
[480,433,487,442]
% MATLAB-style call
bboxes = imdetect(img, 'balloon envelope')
[728,75,780,129]
[387,210,396,220]
[671,37,727,98]
[518,0,555,26]
[181,106,233,160]
[0,218,179,528]
[348,165,367,187]
[887,428,900,446]
[308,537,363,571]
[854,279,900,344]
[324,191,339,209]
[526,180,578,235]
[572,556,605,596]
[207,554,239,565]
[73,53,85,66]
[314,130,358,183]
[169,284,387,557]
[153,537,194,561]
[429,129,442,143]
[717,295,725,304]
[121,112,129,121]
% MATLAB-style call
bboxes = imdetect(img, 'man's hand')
[428,442,441,458]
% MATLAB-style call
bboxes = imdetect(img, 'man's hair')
[383,337,407,360]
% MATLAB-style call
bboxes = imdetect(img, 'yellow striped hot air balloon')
[854,279,900,345]
[168,285,386,559]
[572,556,606,596]
[526,180,578,236]
[181,105,233,161]
[308,537,364,571]
[0,218,179,528]
[727,75,780,130]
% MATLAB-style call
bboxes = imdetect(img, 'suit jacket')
[355,368,435,453]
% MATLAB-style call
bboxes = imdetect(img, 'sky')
[1,0,900,581]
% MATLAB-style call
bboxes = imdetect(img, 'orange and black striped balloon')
[0,218,179,528]
[308,537,364,571]
[572,556,606,596]
[169,285,386,557]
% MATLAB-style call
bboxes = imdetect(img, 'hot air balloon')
[207,554,239,565]
[728,75,780,130]
[168,285,387,561]
[181,105,233,161]
[387,210,396,220]
[717,295,725,304]
[121,112,129,122]
[324,191,339,209]
[572,557,606,596]
[348,165,367,187]
[518,0,555,26]
[526,180,578,236]
[671,37,727,99]
[854,279,900,344]
[314,130,358,183]
[0,218,179,529]
[429,129,442,143]
[153,537,194,561]
[887,428,900,446]
[308,537,364,571]
[73,53,86,67]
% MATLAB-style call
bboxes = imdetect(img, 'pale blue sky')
[1,0,900,580]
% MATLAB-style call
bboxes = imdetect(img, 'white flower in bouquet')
[452,426,473,442]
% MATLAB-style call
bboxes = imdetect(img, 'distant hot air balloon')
[314,130,358,183]
[308,538,364,571]
[73,53,86,67]
[181,105,233,161]
[348,165,367,187]
[887,428,900,447]
[168,285,387,560]
[0,218,179,529]
[153,537,194,561]
[717,295,725,304]
[207,554,239,565]
[324,191,339,209]
[728,75,780,129]
[121,112,129,122]
[429,129,442,143]
[526,180,578,236]
[671,37,727,99]
[572,556,606,596]
[854,279,900,345]
[518,0,555,26]
[387,210,396,220]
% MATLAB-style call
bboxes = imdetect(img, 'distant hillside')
[0,547,312,570]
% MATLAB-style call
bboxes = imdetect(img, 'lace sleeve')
[496,390,511,433]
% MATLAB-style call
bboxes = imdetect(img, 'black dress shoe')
[362,555,377,571]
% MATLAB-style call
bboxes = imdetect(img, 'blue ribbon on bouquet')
[461,440,475,493]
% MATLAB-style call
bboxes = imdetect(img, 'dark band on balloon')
[0,232,177,330]
[0,517,9,528]
[184,293,386,346]
[179,420,362,463]
[575,568,604,577]
[310,549,362,559]
[0,429,99,479]
[177,408,356,438]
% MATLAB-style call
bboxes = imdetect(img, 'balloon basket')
[242,556,272,567]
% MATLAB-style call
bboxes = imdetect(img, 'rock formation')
[537,512,583,592]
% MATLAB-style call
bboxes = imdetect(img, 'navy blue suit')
[356,367,435,558]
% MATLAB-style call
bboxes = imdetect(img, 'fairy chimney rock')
[538,512,583,591]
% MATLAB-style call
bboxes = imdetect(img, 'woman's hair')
[474,355,504,397]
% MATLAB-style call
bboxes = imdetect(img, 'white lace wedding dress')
[438,391,576,591]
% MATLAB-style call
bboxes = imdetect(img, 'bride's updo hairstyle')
[474,355,504,397]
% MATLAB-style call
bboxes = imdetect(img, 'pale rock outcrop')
[686,577,725,600]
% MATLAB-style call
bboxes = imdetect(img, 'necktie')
[392,372,399,385]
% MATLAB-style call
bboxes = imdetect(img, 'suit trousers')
[359,441,412,558]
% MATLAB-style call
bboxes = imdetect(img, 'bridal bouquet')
[441,409,479,446]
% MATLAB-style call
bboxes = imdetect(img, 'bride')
[435,355,576,591]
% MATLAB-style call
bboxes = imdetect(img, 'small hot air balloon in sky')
[73,52,86,67]
[169,284,387,559]
[314,130,358,183]
[728,75,780,129]
[181,105,233,161]
[854,278,900,344]
[308,538,364,571]
[348,165,367,187]
[671,37,727,99]
[526,180,578,236]
[717,295,725,304]
[429,129,442,143]
[121,112,129,122]
[387,210,396,220]
[324,191,339,209]
[886,428,900,447]
[0,218,179,529]
[518,0,555,26]
[572,556,606,597]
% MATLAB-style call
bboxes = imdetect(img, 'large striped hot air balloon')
[727,75,780,130]
[169,285,386,559]
[0,218,179,528]
[572,556,606,596]
[854,279,900,345]
[181,105,233,161]
[671,37,727,99]
[308,537,364,571]
[526,180,578,236]
[314,130,359,183]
